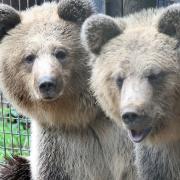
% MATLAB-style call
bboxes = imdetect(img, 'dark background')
[1,0,178,16]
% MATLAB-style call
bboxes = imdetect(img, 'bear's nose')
[38,77,57,95]
[121,109,140,125]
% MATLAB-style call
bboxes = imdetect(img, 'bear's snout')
[121,108,152,143]
[38,76,63,100]
[120,77,154,142]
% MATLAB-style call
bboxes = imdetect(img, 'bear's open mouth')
[128,127,152,143]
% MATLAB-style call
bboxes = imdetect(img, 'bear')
[81,4,180,180]
[0,0,136,180]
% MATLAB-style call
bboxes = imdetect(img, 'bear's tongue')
[128,128,151,143]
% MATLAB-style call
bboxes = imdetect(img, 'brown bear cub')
[82,4,180,180]
[0,0,135,180]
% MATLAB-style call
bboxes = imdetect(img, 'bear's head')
[0,0,97,128]
[82,4,180,144]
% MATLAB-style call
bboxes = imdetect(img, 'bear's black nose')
[38,77,57,98]
[122,110,140,125]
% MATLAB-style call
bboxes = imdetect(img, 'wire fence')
[0,0,179,164]
[0,0,106,12]
[0,93,31,164]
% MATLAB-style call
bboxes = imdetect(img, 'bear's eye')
[116,77,124,88]
[147,72,165,84]
[54,49,67,63]
[24,54,35,64]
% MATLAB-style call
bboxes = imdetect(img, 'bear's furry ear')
[0,4,21,40]
[58,0,96,23]
[158,4,180,37]
[81,14,124,54]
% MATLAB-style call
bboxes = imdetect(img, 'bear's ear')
[58,0,96,23]
[81,14,124,54]
[0,4,21,40]
[158,4,180,37]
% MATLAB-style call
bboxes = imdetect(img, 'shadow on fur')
[0,156,30,180]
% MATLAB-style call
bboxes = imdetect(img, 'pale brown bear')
[82,4,180,180]
[0,0,136,180]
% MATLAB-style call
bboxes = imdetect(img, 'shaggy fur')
[0,1,135,180]
[82,4,180,180]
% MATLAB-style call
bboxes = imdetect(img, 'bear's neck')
[29,90,99,129]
